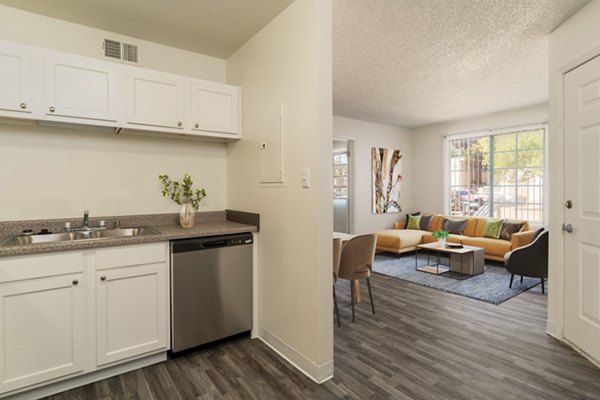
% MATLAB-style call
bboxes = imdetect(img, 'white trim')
[4,353,166,400]
[258,327,334,384]
[443,136,450,215]
[446,122,548,140]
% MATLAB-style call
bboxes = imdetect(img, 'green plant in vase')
[158,174,207,228]
[432,230,449,246]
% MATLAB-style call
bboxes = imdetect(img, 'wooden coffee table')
[415,242,485,279]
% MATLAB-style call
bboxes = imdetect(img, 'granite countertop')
[0,211,258,257]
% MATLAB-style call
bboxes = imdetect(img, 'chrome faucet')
[83,210,89,230]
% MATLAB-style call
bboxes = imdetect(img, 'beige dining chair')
[337,234,377,322]
[332,238,343,327]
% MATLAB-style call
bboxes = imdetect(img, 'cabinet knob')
[49,106,55,113]
[177,121,182,127]
[194,123,199,128]
[72,279,79,285]
[100,275,107,281]
[20,102,27,109]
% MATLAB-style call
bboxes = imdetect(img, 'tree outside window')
[448,126,545,223]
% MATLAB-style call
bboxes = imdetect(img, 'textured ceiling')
[0,0,293,58]
[333,0,590,128]
[1,0,590,128]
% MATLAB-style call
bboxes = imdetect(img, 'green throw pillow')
[483,219,503,239]
[407,214,422,230]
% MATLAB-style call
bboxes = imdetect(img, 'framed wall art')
[372,147,402,213]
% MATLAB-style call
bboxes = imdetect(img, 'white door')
[191,80,239,134]
[0,274,84,394]
[126,68,185,130]
[564,54,600,363]
[96,263,168,366]
[0,41,33,115]
[45,52,117,121]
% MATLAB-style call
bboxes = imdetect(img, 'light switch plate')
[302,168,311,188]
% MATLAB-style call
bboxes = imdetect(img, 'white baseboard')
[3,353,166,400]
[562,338,600,370]
[258,327,333,384]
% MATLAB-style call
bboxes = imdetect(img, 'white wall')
[411,103,549,214]
[547,0,600,340]
[0,6,228,219]
[226,0,333,383]
[0,5,226,82]
[333,115,413,233]
[0,125,226,220]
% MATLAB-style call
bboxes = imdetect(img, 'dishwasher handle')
[202,240,228,248]
[171,233,253,253]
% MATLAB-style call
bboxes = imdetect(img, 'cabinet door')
[0,41,33,115]
[126,68,185,129]
[0,274,84,394]
[44,52,117,121]
[96,262,168,366]
[191,80,239,134]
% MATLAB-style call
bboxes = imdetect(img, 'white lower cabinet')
[0,242,169,397]
[95,244,168,366]
[0,273,85,394]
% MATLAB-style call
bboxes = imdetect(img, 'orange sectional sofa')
[376,214,535,262]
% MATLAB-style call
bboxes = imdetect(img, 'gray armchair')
[504,230,548,294]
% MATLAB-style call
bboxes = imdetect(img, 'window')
[447,125,546,223]
[333,152,348,199]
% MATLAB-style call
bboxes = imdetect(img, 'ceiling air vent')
[122,43,138,63]
[103,39,121,60]
[103,39,139,64]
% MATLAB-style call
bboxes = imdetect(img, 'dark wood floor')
[45,273,600,400]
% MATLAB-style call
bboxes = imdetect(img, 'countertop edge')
[0,222,258,257]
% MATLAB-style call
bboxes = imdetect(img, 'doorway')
[333,138,354,233]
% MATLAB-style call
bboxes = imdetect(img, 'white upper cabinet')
[0,41,33,116]
[44,52,118,122]
[0,40,241,140]
[191,80,240,134]
[126,68,185,130]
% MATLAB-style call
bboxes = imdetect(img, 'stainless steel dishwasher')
[170,233,253,353]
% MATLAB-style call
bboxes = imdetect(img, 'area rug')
[372,252,543,304]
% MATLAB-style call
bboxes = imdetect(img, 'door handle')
[562,223,574,233]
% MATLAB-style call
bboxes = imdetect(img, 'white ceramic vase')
[179,202,195,228]
[438,238,446,247]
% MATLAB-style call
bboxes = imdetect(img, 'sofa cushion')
[483,219,503,239]
[443,218,468,234]
[404,211,420,229]
[429,215,444,232]
[462,237,512,258]
[407,214,422,230]
[499,220,525,241]
[420,215,433,231]
[377,229,425,249]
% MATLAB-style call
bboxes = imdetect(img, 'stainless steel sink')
[0,232,87,246]
[86,227,158,239]
[0,227,159,247]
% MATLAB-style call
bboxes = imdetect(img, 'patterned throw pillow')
[420,215,433,231]
[407,214,422,230]
[443,219,468,235]
[499,220,525,241]
[404,211,421,229]
[482,219,503,239]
